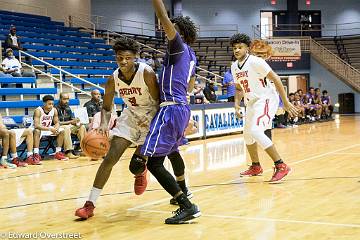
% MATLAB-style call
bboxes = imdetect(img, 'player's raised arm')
[152,0,176,41]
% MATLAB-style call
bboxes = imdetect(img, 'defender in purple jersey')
[140,0,201,224]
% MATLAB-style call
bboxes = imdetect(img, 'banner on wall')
[187,107,245,139]
[205,107,244,137]
[266,39,301,62]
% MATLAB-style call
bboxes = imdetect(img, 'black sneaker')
[165,204,201,224]
[170,190,193,205]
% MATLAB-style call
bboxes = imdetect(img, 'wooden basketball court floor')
[0,115,359,240]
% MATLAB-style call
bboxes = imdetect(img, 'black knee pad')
[168,151,185,177]
[129,154,146,175]
[264,129,272,140]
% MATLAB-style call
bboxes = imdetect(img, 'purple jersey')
[159,32,196,104]
[321,96,330,104]
[306,93,315,104]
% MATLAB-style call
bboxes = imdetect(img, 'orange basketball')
[81,131,110,159]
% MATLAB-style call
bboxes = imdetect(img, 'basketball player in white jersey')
[230,34,298,183]
[75,37,159,219]
[33,95,70,164]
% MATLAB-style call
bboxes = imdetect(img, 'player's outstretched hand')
[96,124,109,138]
[284,101,299,118]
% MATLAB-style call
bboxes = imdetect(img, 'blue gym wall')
[91,0,171,35]
[91,0,360,37]
[310,57,360,113]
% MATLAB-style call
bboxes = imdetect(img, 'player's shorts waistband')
[160,101,184,108]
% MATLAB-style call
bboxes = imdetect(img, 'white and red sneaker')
[240,165,263,177]
[54,152,69,161]
[269,163,291,183]
[11,157,28,167]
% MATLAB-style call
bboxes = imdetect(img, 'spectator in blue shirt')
[222,69,235,102]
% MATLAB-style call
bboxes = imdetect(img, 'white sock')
[56,147,62,153]
[1,156,7,161]
[27,152,33,157]
[34,148,39,154]
[88,187,102,204]
[11,153,18,159]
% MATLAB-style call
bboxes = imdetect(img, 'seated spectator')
[4,25,23,52]
[153,52,163,76]
[293,92,306,122]
[2,48,35,77]
[222,69,235,102]
[146,52,156,70]
[287,93,298,124]
[84,89,102,121]
[304,87,320,121]
[314,88,323,120]
[321,90,334,118]
[4,25,32,63]
[137,51,147,64]
[56,93,85,157]
[0,114,34,167]
[191,80,205,104]
[0,116,16,169]
[203,82,217,103]
[297,89,304,101]
[33,95,73,162]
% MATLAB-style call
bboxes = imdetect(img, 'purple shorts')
[141,104,190,157]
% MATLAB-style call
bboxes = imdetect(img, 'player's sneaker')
[11,157,28,167]
[165,204,201,224]
[134,168,148,195]
[54,152,69,161]
[66,152,79,159]
[240,165,263,177]
[31,153,42,165]
[269,163,291,183]
[0,158,16,169]
[75,201,95,219]
[170,189,193,205]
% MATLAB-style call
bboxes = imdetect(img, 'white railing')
[90,14,238,38]
[309,39,360,92]
[104,31,224,86]
[256,22,360,38]
[19,50,105,97]
[0,0,47,16]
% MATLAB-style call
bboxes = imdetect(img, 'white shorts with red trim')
[244,94,279,149]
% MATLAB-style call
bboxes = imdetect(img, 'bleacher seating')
[315,35,360,70]
[0,10,119,122]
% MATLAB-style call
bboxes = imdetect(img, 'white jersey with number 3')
[231,54,277,105]
[111,62,158,145]
[113,62,157,115]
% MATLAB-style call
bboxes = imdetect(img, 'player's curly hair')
[171,16,197,45]
[112,37,140,54]
[230,33,252,47]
